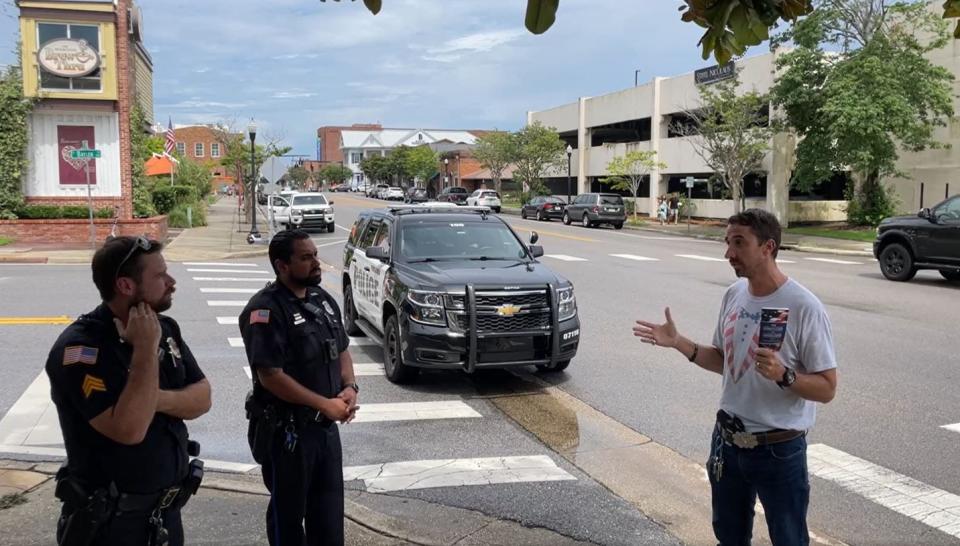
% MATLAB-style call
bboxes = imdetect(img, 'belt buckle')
[158,487,180,509]
[732,431,758,449]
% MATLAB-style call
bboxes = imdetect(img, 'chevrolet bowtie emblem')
[496,304,521,317]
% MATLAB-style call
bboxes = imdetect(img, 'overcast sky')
[0,0,735,157]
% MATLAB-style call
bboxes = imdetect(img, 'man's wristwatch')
[777,368,797,389]
[344,382,359,394]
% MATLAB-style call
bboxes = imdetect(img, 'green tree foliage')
[286,165,311,189]
[319,164,353,186]
[405,145,439,187]
[771,1,954,225]
[674,76,771,214]
[0,61,35,219]
[129,104,157,217]
[512,122,566,195]
[387,145,412,186]
[174,157,213,200]
[603,150,667,223]
[472,131,515,195]
[359,155,392,184]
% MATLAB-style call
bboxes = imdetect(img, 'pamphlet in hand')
[759,308,790,350]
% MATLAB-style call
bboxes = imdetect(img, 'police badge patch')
[167,337,182,367]
[322,301,335,316]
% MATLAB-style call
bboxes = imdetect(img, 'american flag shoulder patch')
[63,345,99,366]
[249,309,270,325]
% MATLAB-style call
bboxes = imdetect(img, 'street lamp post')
[248,120,259,239]
[566,144,573,204]
[443,157,449,190]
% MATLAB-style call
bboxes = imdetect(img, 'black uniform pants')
[261,421,344,546]
[57,504,183,546]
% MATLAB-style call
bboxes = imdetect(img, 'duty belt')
[291,405,333,428]
[116,486,181,513]
[719,427,805,449]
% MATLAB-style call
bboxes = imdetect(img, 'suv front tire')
[879,243,917,282]
[383,314,417,383]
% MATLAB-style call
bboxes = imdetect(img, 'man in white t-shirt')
[633,209,838,546]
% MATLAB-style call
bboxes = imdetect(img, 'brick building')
[3,0,168,244]
[316,123,382,163]
[170,125,239,190]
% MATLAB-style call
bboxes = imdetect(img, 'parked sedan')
[466,189,502,212]
[436,186,469,205]
[405,187,430,203]
[563,193,626,229]
[521,196,566,221]
[384,187,405,200]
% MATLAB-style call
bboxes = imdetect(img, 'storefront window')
[37,22,102,92]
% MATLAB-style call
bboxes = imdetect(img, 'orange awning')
[144,154,177,176]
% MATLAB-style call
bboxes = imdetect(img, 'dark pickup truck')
[874,194,960,282]
[342,206,580,383]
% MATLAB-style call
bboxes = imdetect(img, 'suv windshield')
[400,220,528,261]
[600,195,624,205]
[292,194,328,205]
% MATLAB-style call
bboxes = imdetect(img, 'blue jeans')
[707,426,810,546]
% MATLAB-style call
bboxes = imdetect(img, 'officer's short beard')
[132,286,173,313]
[288,270,322,289]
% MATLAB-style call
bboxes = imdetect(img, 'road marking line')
[0,444,259,474]
[182,262,259,267]
[207,301,247,307]
[610,253,659,262]
[350,337,377,347]
[352,401,482,424]
[217,316,239,325]
[343,455,575,493]
[777,259,797,264]
[804,257,863,265]
[229,337,244,348]
[187,268,270,274]
[676,254,726,262]
[0,315,72,325]
[0,373,53,445]
[808,444,960,539]
[243,366,252,379]
[941,423,960,434]
[192,277,273,282]
[315,238,348,248]
[354,363,384,376]
[544,254,588,262]
[200,288,259,294]
[511,226,596,243]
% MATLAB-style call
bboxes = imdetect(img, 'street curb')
[0,256,48,264]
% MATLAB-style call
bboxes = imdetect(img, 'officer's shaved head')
[269,229,312,275]
[92,236,163,301]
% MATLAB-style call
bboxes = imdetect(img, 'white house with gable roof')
[340,128,477,189]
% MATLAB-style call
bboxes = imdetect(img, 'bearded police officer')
[46,236,211,546]
[240,229,358,545]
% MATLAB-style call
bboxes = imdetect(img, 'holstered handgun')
[54,466,117,546]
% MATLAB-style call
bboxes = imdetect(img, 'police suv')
[342,205,580,383]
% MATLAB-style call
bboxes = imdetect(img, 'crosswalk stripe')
[217,317,239,325]
[350,337,377,347]
[804,257,864,265]
[941,422,960,434]
[187,268,270,274]
[343,455,575,493]
[676,254,726,262]
[544,254,588,262]
[808,444,960,538]
[183,262,259,267]
[354,363,384,376]
[193,277,273,282]
[207,301,247,307]
[243,366,252,379]
[352,401,482,424]
[610,253,659,262]
[200,288,259,294]
[228,337,244,348]
[777,259,797,264]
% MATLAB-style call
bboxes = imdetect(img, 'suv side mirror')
[529,231,539,245]
[918,207,932,220]
[528,245,544,258]
[365,246,390,262]
[328,200,335,205]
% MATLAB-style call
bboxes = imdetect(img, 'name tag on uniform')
[293,312,306,325]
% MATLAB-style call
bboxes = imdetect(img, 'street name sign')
[70,149,101,159]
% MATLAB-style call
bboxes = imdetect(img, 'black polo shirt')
[239,282,348,403]
[45,304,205,494]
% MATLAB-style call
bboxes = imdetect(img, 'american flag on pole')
[164,117,176,155]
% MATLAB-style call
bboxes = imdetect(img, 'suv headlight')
[557,286,577,321]
[408,290,446,326]
[290,209,303,224]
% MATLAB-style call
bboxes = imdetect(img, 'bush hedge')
[167,202,207,228]
[15,205,114,219]
[152,185,198,215]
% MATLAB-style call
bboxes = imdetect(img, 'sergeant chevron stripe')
[81,374,106,398]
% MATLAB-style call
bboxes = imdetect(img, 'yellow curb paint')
[0,315,72,325]
[511,226,597,243]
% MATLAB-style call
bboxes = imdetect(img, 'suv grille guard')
[463,283,560,374]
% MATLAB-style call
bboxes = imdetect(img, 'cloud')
[271,91,317,99]
[158,100,249,109]
[193,67,210,74]
[421,29,526,62]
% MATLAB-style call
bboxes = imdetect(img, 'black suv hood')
[879,214,929,229]
[396,259,569,290]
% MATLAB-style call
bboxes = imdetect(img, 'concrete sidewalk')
[0,460,595,545]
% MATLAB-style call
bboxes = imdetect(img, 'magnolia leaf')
[525,0,559,35]
[947,0,960,19]
[363,0,382,16]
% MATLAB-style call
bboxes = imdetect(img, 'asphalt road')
[1,192,958,544]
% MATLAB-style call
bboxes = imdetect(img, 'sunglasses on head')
[114,236,153,281]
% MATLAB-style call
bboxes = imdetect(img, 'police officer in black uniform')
[240,229,358,546]
[45,236,211,546]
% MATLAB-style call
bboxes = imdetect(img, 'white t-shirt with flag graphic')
[712,278,837,432]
